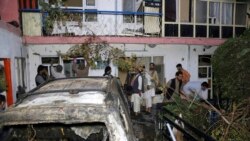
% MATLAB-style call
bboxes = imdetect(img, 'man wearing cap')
[131,66,143,116]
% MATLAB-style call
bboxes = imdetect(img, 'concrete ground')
[131,105,164,141]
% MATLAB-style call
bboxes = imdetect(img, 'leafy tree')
[211,29,250,141]
[212,29,250,101]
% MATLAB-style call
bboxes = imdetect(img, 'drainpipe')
[188,45,190,71]
[115,0,118,35]
[161,0,165,37]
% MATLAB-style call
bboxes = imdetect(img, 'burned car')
[0,77,137,141]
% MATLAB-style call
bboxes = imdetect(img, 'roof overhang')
[23,36,226,46]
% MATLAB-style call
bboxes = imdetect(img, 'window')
[165,0,177,22]
[196,0,207,23]
[198,55,211,78]
[93,60,109,69]
[164,0,247,38]
[41,57,60,64]
[123,15,135,23]
[63,58,85,77]
[85,13,97,22]
[222,3,234,25]
[209,2,220,25]
[180,0,194,23]
[198,55,212,99]
[64,0,82,7]
[41,57,60,76]
[235,4,247,25]
[86,0,95,6]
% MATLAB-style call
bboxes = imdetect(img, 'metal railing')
[20,9,162,37]
[157,107,217,141]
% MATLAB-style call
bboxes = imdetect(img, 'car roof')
[30,77,109,94]
[0,77,125,123]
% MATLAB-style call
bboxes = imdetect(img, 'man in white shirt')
[183,81,209,100]
[50,64,66,78]
[131,67,143,116]
[142,66,155,113]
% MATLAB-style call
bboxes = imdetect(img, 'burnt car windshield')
[0,123,109,141]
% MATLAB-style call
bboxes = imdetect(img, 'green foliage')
[164,95,210,133]
[64,36,126,68]
[211,29,250,141]
[113,54,137,72]
[39,0,64,34]
[39,0,83,35]
[212,29,250,101]
[211,100,250,141]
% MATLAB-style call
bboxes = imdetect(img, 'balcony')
[20,9,161,37]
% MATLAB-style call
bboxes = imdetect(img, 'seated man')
[183,81,209,100]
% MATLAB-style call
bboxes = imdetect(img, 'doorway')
[0,58,14,107]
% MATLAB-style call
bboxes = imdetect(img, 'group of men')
[130,63,159,116]
[35,58,89,86]
[167,64,209,101]
[130,63,209,116]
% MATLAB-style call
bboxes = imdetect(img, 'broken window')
[85,12,97,22]
[0,123,109,141]
[123,15,135,23]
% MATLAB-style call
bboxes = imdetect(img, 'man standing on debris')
[176,63,190,85]
[50,60,66,78]
[149,63,159,88]
[166,71,183,100]
[183,81,209,100]
[131,66,143,116]
[141,65,154,114]
[35,65,48,86]
[72,58,89,77]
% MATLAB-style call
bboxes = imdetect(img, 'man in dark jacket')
[166,71,183,100]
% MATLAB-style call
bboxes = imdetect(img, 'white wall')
[27,44,117,89]
[27,43,218,90]
[53,0,143,36]
[0,24,27,102]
